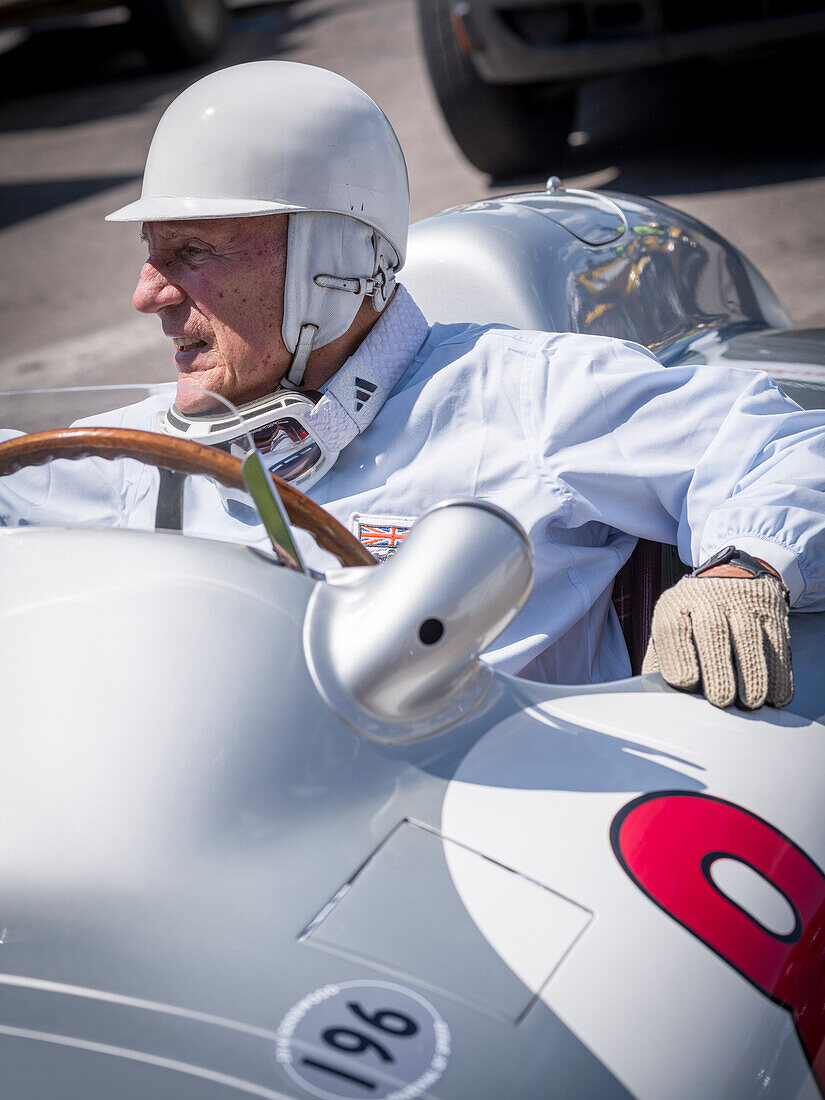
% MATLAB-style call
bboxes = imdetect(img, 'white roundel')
[275,980,451,1100]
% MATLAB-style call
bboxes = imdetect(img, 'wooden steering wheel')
[0,427,377,568]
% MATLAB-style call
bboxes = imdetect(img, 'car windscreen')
[0,383,274,553]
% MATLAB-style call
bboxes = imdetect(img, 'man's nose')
[133,262,186,314]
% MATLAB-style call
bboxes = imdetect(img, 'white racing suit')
[2,288,824,684]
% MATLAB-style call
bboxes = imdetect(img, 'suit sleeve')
[521,333,825,609]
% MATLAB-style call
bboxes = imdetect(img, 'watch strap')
[692,545,781,584]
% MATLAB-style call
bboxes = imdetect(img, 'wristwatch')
[691,546,789,600]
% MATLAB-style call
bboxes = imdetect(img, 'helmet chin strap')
[282,322,319,390]
[281,219,399,391]
[281,267,397,391]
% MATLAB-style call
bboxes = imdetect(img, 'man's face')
[134,215,290,412]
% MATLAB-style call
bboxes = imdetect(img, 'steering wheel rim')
[0,427,377,568]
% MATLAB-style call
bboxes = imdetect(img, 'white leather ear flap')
[282,213,376,354]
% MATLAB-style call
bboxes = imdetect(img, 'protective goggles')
[158,388,337,492]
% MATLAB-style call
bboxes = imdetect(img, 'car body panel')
[402,186,825,402]
[1,516,824,1098]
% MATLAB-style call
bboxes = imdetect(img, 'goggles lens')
[231,413,327,488]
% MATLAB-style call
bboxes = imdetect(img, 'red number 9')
[612,791,825,1094]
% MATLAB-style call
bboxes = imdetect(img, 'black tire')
[130,0,227,69]
[417,0,576,180]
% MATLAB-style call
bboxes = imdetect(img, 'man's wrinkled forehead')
[140,217,242,246]
[140,214,288,245]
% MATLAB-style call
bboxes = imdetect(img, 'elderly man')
[8,60,825,709]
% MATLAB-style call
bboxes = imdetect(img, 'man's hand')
[642,549,793,709]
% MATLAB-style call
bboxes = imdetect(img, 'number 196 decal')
[275,980,451,1100]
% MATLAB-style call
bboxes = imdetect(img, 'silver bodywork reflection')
[402,185,792,362]
[403,183,825,409]
[1,512,824,1098]
[306,500,533,740]
[0,512,638,1100]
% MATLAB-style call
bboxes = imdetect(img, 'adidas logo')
[355,376,377,412]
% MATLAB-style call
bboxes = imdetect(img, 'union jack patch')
[352,513,416,562]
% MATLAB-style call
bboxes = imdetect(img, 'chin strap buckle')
[367,256,395,311]
[314,259,395,310]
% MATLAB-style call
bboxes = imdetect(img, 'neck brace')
[161,284,429,491]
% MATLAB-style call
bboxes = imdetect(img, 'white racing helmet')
[107,61,410,386]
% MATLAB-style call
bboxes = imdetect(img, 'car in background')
[0,0,227,68]
[418,0,825,178]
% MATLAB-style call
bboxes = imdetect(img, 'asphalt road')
[1,0,824,391]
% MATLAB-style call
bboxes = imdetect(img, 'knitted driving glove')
[642,574,793,710]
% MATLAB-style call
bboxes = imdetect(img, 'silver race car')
[0,184,824,1100]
